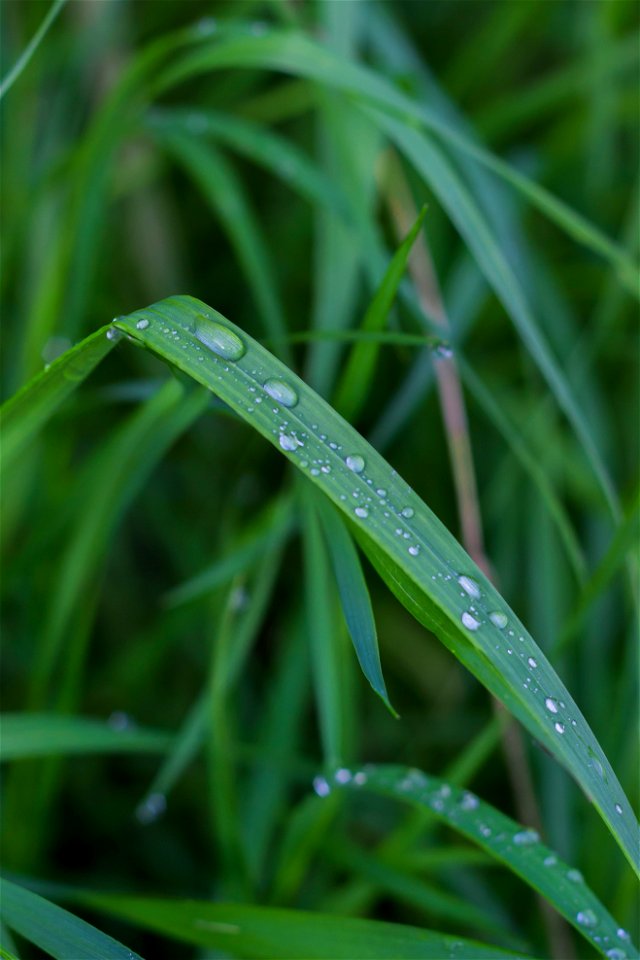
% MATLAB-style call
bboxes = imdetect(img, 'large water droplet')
[555,722,565,734]
[513,828,539,846]
[346,455,365,473]
[135,319,150,331]
[279,433,300,452]
[106,327,122,342]
[334,768,352,784]
[458,575,481,599]
[194,316,246,360]
[545,697,559,714]
[401,506,414,519]
[617,929,630,942]
[527,657,537,668]
[263,378,298,407]
[408,545,420,556]
[576,909,598,928]
[461,611,480,631]
[606,950,627,960]
[354,506,369,519]
[489,611,508,629]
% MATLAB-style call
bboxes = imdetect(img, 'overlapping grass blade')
[0,324,116,470]
[0,878,142,960]
[113,295,638,876]
[80,893,526,959]
[324,764,638,958]
[0,714,171,761]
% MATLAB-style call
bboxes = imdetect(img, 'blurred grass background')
[1,1,638,957]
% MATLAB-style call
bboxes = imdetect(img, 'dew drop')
[195,16,217,35]
[576,909,598,928]
[263,378,298,407]
[313,776,331,798]
[194,316,246,360]
[545,697,559,714]
[334,768,352,784]
[136,792,167,824]
[346,455,365,473]
[279,433,300,452]
[617,929,630,942]
[353,771,367,786]
[135,318,150,331]
[567,869,583,883]
[401,506,414,519]
[615,803,623,814]
[408,545,420,556]
[489,611,508,629]
[461,611,480,631]
[106,327,122,342]
[108,711,134,731]
[354,506,369,519]
[460,791,479,811]
[458,575,481,599]
[606,950,626,959]
[527,657,538,668]
[543,855,557,867]
[555,722,565,734]
[513,828,539,846]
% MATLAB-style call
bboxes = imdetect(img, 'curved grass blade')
[153,29,639,290]
[114,295,638,877]
[316,495,395,715]
[0,878,142,960]
[332,205,427,423]
[80,893,526,959]
[0,324,117,470]
[0,714,171,762]
[322,764,638,959]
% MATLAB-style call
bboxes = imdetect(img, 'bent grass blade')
[113,295,639,878]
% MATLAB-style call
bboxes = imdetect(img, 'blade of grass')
[114,295,639,876]
[0,0,67,100]
[0,714,171,761]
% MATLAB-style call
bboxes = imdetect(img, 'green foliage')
[1,1,638,959]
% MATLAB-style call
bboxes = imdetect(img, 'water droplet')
[460,791,479,811]
[279,433,300,452]
[346,455,365,473]
[555,722,565,734]
[617,929,630,942]
[545,697,559,714]
[606,950,626,959]
[401,506,414,519]
[543,855,557,867]
[354,507,369,519]
[263,378,298,407]
[479,824,492,837]
[196,16,217,35]
[353,771,367,786]
[576,909,598,928]
[106,327,122,342]
[567,869,583,883]
[433,341,453,359]
[408,545,420,556]
[615,803,623,815]
[458,575,481,599]
[108,711,134,731]
[136,319,150,330]
[136,792,166,824]
[461,611,480,631]
[527,657,537,668]
[513,828,539,846]
[489,611,508,629]
[334,768,352,784]
[194,316,246,360]
[313,776,331,798]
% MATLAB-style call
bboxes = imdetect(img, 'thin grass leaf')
[81,893,526,959]
[316,496,395,715]
[0,324,117,470]
[332,205,427,423]
[0,878,142,960]
[153,29,639,289]
[0,714,171,762]
[113,295,639,876]
[324,764,639,959]
[0,0,67,100]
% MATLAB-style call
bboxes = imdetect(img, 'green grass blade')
[332,205,427,423]
[81,893,526,959]
[0,0,67,101]
[0,714,171,761]
[0,878,142,960]
[113,295,639,877]
[323,764,639,959]
[0,324,117,470]
[316,496,395,715]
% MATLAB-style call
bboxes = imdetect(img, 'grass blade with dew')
[322,764,638,959]
[113,295,639,876]
[79,892,528,959]
[0,714,171,762]
[0,878,142,960]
